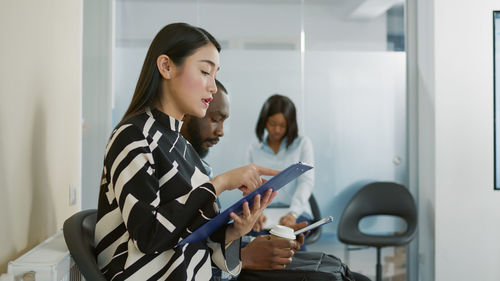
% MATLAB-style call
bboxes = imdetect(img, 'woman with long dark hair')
[247,94,315,230]
[95,23,278,281]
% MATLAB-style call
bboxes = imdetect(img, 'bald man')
[181,80,305,270]
[181,80,369,281]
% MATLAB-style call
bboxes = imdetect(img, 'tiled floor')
[306,232,406,281]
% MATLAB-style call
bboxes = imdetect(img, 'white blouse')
[245,136,315,217]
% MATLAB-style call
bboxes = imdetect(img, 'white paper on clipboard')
[262,208,290,229]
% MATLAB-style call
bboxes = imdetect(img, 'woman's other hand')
[279,213,297,227]
[226,189,277,243]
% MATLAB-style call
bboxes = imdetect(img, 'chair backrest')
[63,209,107,281]
[304,194,322,244]
[337,182,417,248]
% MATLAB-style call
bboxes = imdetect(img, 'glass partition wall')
[113,0,409,280]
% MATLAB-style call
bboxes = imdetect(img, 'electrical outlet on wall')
[69,184,77,206]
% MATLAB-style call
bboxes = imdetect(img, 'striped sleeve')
[207,224,242,276]
[105,124,217,254]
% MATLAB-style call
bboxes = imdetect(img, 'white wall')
[113,0,407,236]
[415,0,436,279]
[114,1,388,51]
[82,0,113,209]
[417,0,500,280]
[208,50,407,236]
[0,0,82,274]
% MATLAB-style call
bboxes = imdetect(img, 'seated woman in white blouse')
[246,94,315,232]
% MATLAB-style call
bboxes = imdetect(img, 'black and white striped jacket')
[95,108,241,281]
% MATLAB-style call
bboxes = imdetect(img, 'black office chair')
[337,182,417,281]
[63,209,107,281]
[304,194,322,244]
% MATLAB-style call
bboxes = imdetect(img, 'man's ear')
[157,54,175,79]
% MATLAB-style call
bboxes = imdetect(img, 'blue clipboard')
[177,162,313,246]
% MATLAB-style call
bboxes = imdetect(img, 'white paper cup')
[269,225,296,240]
